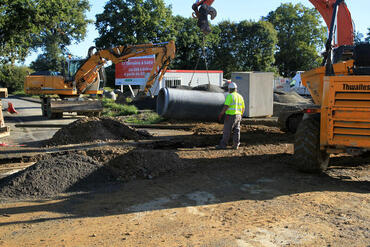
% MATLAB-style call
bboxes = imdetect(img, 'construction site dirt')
[0,120,369,247]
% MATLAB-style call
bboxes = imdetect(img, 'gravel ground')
[0,154,115,199]
[0,123,368,246]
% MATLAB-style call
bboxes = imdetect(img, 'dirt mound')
[192,123,223,135]
[107,149,188,181]
[0,154,115,199]
[274,90,312,104]
[48,117,151,146]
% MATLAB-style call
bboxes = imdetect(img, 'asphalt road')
[1,97,78,147]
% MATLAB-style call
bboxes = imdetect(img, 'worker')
[217,81,245,150]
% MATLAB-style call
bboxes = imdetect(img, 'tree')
[234,20,277,72]
[0,65,33,93]
[95,0,174,48]
[0,0,39,64]
[354,31,364,45]
[31,0,91,72]
[1,0,90,68]
[207,21,239,78]
[208,20,277,78]
[265,3,327,77]
[366,28,370,43]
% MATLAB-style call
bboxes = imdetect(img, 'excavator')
[24,41,176,119]
[193,0,370,172]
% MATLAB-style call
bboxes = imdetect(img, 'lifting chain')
[188,35,211,87]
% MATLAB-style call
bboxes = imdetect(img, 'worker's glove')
[218,113,223,123]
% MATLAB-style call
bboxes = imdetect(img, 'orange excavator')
[25,41,176,119]
[193,0,370,172]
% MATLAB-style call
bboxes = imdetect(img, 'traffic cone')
[7,102,18,114]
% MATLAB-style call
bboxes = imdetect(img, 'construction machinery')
[24,41,176,119]
[193,0,370,172]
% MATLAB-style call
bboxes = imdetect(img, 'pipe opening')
[156,88,168,116]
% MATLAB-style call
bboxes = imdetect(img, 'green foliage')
[206,20,277,78]
[30,53,66,72]
[236,21,277,72]
[354,31,364,44]
[31,0,91,72]
[365,28,370,43]
[0,0,90,68]
[124,111,163,124]
[0,65,32,93]
[102,98,138,117]
[168,17,277,77]
[95,0,174,48]
[0,0,38,64]
[265,3,326,77]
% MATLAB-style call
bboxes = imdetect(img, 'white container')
[231,72,274,117]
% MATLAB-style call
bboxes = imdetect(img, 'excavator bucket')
[194,4,217,34]
[208,6,217,20]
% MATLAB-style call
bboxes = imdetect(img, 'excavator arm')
[308,0,353,47]
[74,40,176,94]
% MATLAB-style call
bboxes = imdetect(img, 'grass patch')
[11,90,39,98]
[124,111,164,125]
[102,98,138,117]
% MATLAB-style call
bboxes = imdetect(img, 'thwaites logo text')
[343,84,370,91]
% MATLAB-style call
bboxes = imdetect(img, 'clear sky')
[24,0,370,65]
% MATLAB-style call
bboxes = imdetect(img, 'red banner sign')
[115,55,155,85]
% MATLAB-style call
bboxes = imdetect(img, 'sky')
[24,0,370,65]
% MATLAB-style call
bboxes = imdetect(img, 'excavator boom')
[75,40,176,94]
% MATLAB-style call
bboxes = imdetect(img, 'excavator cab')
[64,59,85,82]
[63,58,105,94]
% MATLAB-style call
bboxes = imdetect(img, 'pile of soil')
[274,90,312,104]
[192,123,223,135]
[107,149,188,181]
[0,154,115,199]
[47,117,151,146]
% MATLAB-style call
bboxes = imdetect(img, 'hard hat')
[228,82,237,89]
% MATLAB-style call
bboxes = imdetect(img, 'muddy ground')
[0,122,369,247]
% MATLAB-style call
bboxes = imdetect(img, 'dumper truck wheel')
[294,114,329,173]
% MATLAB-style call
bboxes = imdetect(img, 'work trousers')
[219,114,242,148]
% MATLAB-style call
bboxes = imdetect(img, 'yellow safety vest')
[225,92,245,115]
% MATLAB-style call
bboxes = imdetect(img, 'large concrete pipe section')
[156,88,226,122]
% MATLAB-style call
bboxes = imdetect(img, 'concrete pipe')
[156,88,226,122]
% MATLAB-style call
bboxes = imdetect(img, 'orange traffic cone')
[7,102,18,114]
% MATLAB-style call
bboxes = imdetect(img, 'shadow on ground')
[0,149,368,226]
